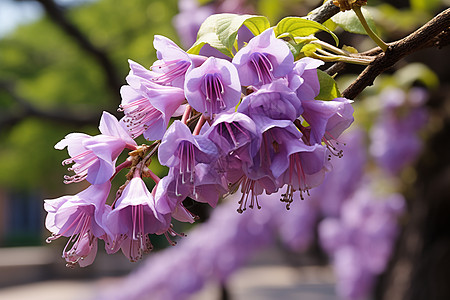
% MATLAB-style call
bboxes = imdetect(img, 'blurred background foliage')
[0,0,180,192]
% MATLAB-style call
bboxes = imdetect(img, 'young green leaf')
[274,17,339,46]
[332,7,378,35]
[187,13,270,57]
[188,14,232,57]
[316,69,341,100]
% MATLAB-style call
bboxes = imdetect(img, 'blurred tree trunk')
[377,89,450,300]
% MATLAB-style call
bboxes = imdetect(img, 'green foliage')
[274,17,339,45]
[257,0,284,24]
[188,13,270,57]
[410,0,441,13]
[0,118,70,190]
[375,4,430,35]
[394,63,439,90]
[330,7,378,35]
[316,70,341,100]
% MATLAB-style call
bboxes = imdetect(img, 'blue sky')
[0,0,96,38]
[0,0,43,37]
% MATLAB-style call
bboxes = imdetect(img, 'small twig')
[352,5,388,51]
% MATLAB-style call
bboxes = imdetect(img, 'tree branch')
[0,82,99,129]
[306,0,340,24]
[342,8,450,99]
[35,0,122,102]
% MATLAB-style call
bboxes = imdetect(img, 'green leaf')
[301,43,321,56]
[274,17,339,46]
[394,63,439,89]
[188,14,230,56]
[323,18,338,32]
[331,7,378,35]
[188,13,270,57]
[410,0,440,13]
[316,70,341,100]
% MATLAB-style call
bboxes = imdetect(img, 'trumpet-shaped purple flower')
[288,57,324,101]
[55,112,137,185]
[150,35,207,88]
[277,142,330,208]
[44,182,111,267]
[237,79,302,127]
[230,121,307,212]
[205,112,259,156]
[158,121,218,195]
[232,28,294,87]
[185,57,241,117]
[106,177,171,262]
[120,60,187,140]
[300,97,354,145]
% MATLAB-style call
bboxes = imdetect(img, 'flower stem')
[181,105,192,124]
[193,115,207,135]
[353,5,388,52]
[310,51,373,65]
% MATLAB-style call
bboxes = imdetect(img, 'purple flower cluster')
[319,185,405,300]
[370,87,428,174]
[45,28,354,267]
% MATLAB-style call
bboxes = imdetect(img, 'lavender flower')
[106,177,171,262]
[288,57,324,101]
[205,111,259,156]
[55,112,137,185]
[370,87,428,174]
[119,60,187,140]
[158,121,219,206]
[300,97,354,145]
[184,57,241,117]
[319,183,405,300]
[150,35,207,88]
[276,142,330,208]
[232,28,294,87]
[237,79,302,126]
[44,182,111,267]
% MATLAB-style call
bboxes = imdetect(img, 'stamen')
[237,177,261,213]
[151,60,191,85]
[204,73,225,114]
[163,224,186,247]
[120,100,162,138]
[250,52,275,85]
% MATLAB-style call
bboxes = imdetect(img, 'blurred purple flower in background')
[97,191,319,300]
[319,184,405,300]
[370,87,428,174]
